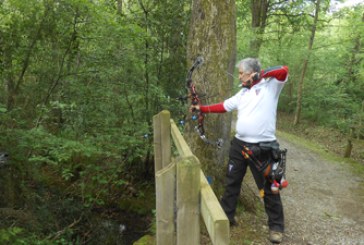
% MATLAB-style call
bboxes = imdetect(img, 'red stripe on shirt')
[261,66,289,81]
[200,103,226,113]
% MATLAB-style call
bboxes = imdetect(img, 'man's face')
[238,67,253,88]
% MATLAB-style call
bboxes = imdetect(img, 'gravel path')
[277,137,364,245]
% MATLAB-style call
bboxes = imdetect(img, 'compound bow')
[186,56,223,148]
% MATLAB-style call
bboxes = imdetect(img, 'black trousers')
[220,137,285,232]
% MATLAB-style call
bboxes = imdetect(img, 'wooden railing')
[153,110,229,245]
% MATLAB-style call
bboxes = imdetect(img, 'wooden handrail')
[170,119,193,157]
[153,111,229,245]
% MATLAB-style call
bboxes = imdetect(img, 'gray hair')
[236,58,261,74]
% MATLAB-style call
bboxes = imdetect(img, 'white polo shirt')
[223,77,287,143]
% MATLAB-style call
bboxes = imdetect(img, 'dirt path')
[277,137,364,245]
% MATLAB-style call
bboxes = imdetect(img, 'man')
[191,58,288,243]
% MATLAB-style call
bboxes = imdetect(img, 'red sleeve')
[200,102,226,113]
[261,66,288,81]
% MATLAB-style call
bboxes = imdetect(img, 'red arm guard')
[200,102,226,113]
[261,66,289,81]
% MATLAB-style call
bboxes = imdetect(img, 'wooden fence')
[153,110,229,245]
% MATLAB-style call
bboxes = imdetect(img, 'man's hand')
[190,105,200,112]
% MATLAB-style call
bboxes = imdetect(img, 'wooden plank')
[160,111,171,169]
[200,170,230,245]
[176,155,200,245]
[170,119,193,157]
[153,110,171,172]
[153,112,162,172]
[156,161,176,245]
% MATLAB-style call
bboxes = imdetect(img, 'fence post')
[153,110,171,172]
[155,161,176,245]
[153,110,174,245]
[176,155,200,245]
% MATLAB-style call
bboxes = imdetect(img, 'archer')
[191,58,289,244]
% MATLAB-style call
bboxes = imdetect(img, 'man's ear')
[253,73,259,81]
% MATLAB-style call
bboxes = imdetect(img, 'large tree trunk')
[294,0,320,125]
[186,0,236,190]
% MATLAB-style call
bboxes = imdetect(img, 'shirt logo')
[255,89,261,96]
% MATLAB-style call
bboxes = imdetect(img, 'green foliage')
[0,226,77,245]
[0,227,23,244]
[0,0,188,171]
[0,0,189,242]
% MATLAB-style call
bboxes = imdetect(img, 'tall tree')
[186,0,236,184]
[250,0,269,56]
[294,0,321,125]
[344,11,363,157]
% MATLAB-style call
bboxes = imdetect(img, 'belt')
[233,137,277,147]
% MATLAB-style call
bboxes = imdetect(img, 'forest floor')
[222,114,364,245]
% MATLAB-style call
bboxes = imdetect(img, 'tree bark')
[116,0,123,15]
[344,12,363,153]
[346,12,363,86]
[249,0,269,57]
[186,0,236,188]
